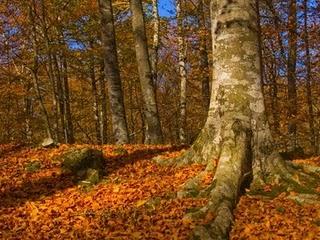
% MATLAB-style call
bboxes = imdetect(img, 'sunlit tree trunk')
[177,0,187,144]
[287,0,298,150]
[151,0,159,87]
[303,0,316,153]
[39,0,60,142]
[52,54,67,142]
[130,0,163,144]
[98,0,129,144]
[29,1,53,140]
[89,53,102,144]
[154,1,319,238]
[98,61,108,144]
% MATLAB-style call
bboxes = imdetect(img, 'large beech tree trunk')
[154,1,320,239]
[98,0,129,144]
[130,0,163,144]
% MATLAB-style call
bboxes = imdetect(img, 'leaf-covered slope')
[0,144,319,239]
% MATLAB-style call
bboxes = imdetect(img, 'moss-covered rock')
[25,160,41,172]
[60,148,105,184]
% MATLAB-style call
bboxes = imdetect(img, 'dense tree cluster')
[0,0,319,155]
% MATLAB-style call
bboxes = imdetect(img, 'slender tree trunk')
[98,61,108,144]
[303,0,316,153]
[89,54,102,144]
[98,0,129,144]
[61,57,75,143]
[29,2,53,140]
[177,0,187,144]
[53,54,67,142]
[198,0,210,111]
[266,1,287,71]
[130,0,163,144]
[151,0,160,87]
[270,60,281,134]
[287,0,298,150]
[40,0,60,142]
[24,95,33,142]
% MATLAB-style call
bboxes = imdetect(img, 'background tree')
[98,0,129,144]
[130,0,163,144]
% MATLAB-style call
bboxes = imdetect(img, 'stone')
[60,148,105,184]
[41,138,56,148]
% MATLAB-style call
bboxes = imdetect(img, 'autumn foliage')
[1,144,319,239]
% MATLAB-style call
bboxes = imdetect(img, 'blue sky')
[158,0,175,17]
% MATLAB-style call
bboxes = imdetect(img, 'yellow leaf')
[113,185,120,193]
[131,231,142,239]
[135,199,147,207]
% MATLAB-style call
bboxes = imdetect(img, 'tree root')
[252,154,320,196]
[154,124,320,239]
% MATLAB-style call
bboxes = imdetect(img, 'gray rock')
[41,138,56,148]
[60,148,105,185]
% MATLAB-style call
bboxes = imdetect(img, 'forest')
[0,0,319,239]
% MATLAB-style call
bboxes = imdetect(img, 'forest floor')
[0,144,319,239]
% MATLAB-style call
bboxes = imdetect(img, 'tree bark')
[89,53,102,144]
[39,0,60,142]
[287,0,298,150]
[53,54,67,142]
[303,0,316,153]
[151,0,160,87]
[98,0,129,144]
[61,56,75,143]
[130,0,163,144]
[177,0,187,144]
[154,1,320,238]
[198,0,211,111]
[98,61,108,144]
[29,1,53,140]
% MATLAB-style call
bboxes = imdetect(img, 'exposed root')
[178,160,217,198]
[154,121,320,240]
[252,153,320,196]
[176,120,252,239]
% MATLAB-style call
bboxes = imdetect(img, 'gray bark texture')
[151,0,160,86]
[98,0,129,144]
[29,1,53,140]
[177,0,187,144]
[130,0,163,144]
[154,0,320,239]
